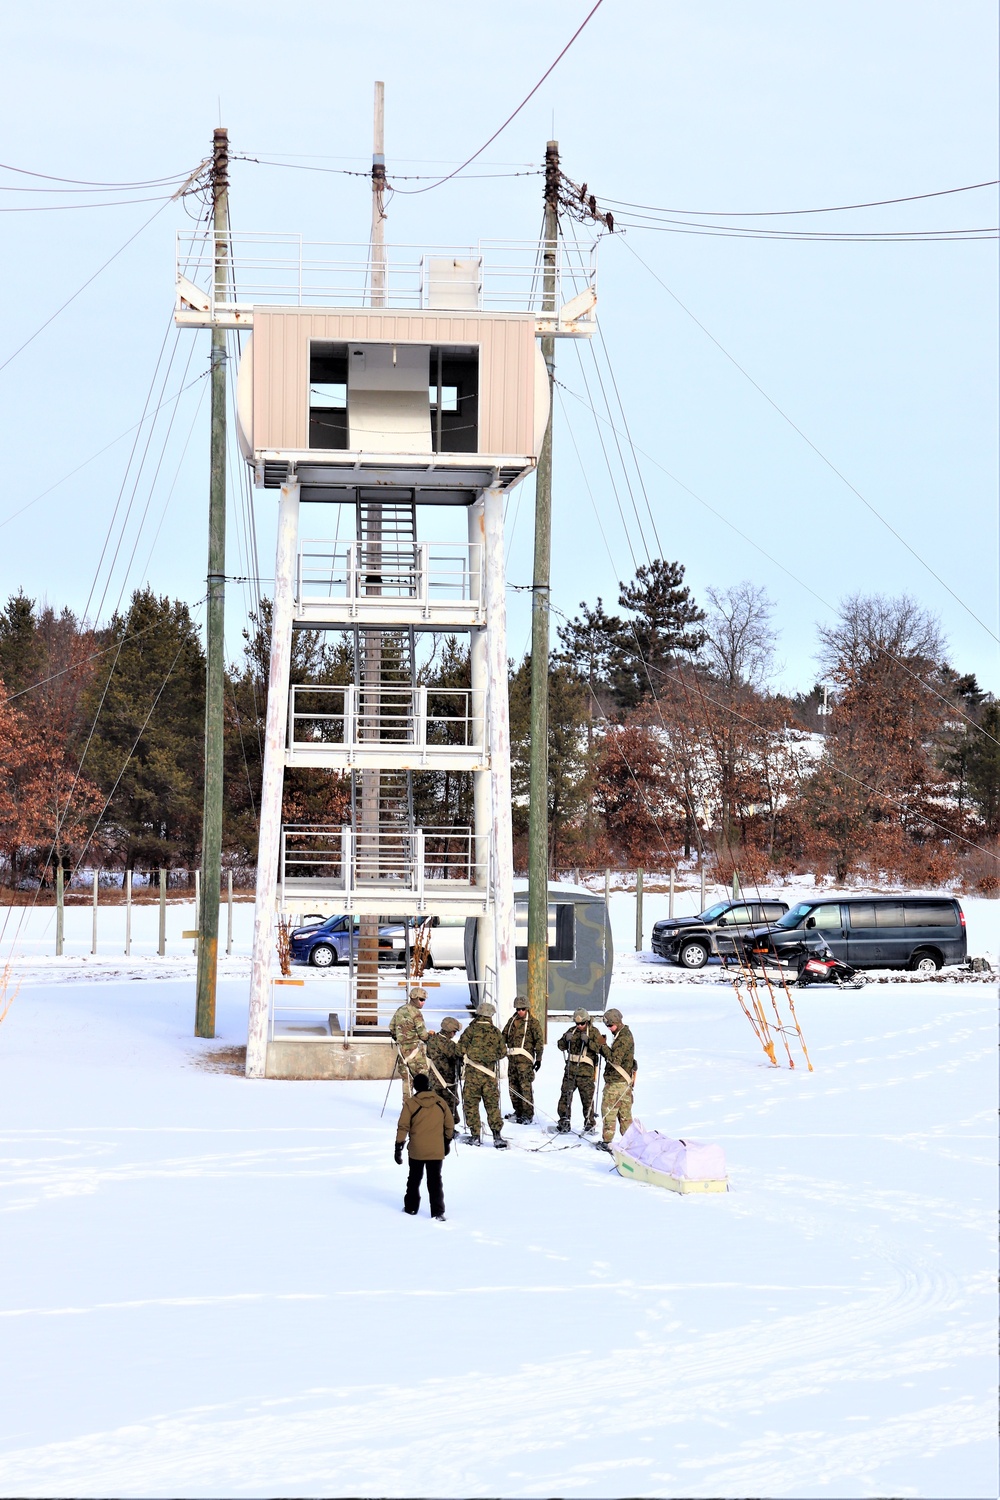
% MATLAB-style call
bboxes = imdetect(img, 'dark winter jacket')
[395,1091,455,1160]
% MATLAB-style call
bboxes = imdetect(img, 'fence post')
[635,869,643,953]
[91,871,99,955]
[158,869,167,956]
[227,869,233,956]
[55,865,64,957]
[669,867,675,918]
[125,870,132,956]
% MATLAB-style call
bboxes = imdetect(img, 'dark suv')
[722,896,967,972]
[651,899,789,969]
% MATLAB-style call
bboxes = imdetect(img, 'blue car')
[289,915,393,969]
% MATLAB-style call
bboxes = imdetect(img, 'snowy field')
[0,897,996,1497]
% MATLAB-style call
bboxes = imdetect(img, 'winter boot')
[433,1213,447,1223]
[595,1140,613,1153]
[463,1134,481,1146]
[556,1120,571,1134]
[492,1133,509,1150]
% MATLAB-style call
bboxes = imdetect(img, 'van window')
[848,904,876,928]
[812,905,842,929]
[775,902,813,929]
[904,903,957,927]
[875,904,905,928]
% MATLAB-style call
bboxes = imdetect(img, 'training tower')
[176,214,597,1078]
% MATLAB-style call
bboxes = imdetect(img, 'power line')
[0,371,208,532]
[0,161,202,188]
[556,405,1000,864]
[615,234,999,645]
[392,0,606,195]
[556,377,1000,750]
[601,179,1000,219]
[610,214,997,243]
[234,154,542,182]
[0,199,173,376]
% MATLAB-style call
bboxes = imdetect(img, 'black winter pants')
[404,1157,445,1216]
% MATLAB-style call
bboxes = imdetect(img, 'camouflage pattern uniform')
[599,1010,636,1144]
[388,999,429,1100]
[426,1019,463,1125]
[457,1007,507,1141]
[557,1011,604,1131]
[501,1008,544,1121]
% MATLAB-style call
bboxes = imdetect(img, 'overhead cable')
[616,234,999,645]
[392,0,606,195]
[560,375,1000,750]
[0,199,173,376]
[601,179,1000,218]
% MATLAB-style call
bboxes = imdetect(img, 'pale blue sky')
[0,0,996,694]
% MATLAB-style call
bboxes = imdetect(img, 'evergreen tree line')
[0,562,997,893]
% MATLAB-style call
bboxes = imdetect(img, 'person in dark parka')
[395,1073,454,1221]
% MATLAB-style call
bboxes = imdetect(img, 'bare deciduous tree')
[703,582,777,691]
[818,593,945,681]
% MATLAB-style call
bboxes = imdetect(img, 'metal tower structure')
[175,209,597,1080]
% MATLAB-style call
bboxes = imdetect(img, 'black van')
[732,897,967,972]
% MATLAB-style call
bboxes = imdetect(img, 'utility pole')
[357,82,386,1024]
[195,125,229,1039]
[526,140,559,1037]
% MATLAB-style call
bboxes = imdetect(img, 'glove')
[394,1142,403,1165]
[534,1060,542,1074]
[444,1140,451,1156]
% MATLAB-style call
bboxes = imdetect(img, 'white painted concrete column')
[481,484,516,1024]
[469,495,491,1009]
[246,476,300,1078]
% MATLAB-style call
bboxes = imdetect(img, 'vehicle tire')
[908,949,942,973]
[678,940,709,970]
[310,943,337,968]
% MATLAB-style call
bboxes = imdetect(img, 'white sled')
[612,1121,729,1194]
[612,1146,728,1194]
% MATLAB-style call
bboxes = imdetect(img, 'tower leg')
[481,484,516,1024]
[469,496,490,1008]
[246,477,300,1078]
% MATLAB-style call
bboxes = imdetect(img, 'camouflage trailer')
[464,882,613,1013]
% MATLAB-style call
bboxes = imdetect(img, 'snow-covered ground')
[0,922,995,1496]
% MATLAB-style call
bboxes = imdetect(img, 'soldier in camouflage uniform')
[426,1016,463,1125]
[501,997,544,1123]
[456,1002,509,1147]
[388,987,432,1100]
[556,1008,604,1133]
[596,1007,636,1152]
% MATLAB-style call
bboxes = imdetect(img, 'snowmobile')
[790,936,865,990]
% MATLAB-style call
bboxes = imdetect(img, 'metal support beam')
[246,476,300,1077]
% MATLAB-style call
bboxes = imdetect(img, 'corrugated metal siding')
[253,309,537,455]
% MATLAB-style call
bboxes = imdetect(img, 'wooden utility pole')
[195,126,229,1038]
[356,82,386,1024]
[526,140,559,1037]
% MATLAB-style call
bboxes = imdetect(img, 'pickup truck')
[651,898,790,969]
